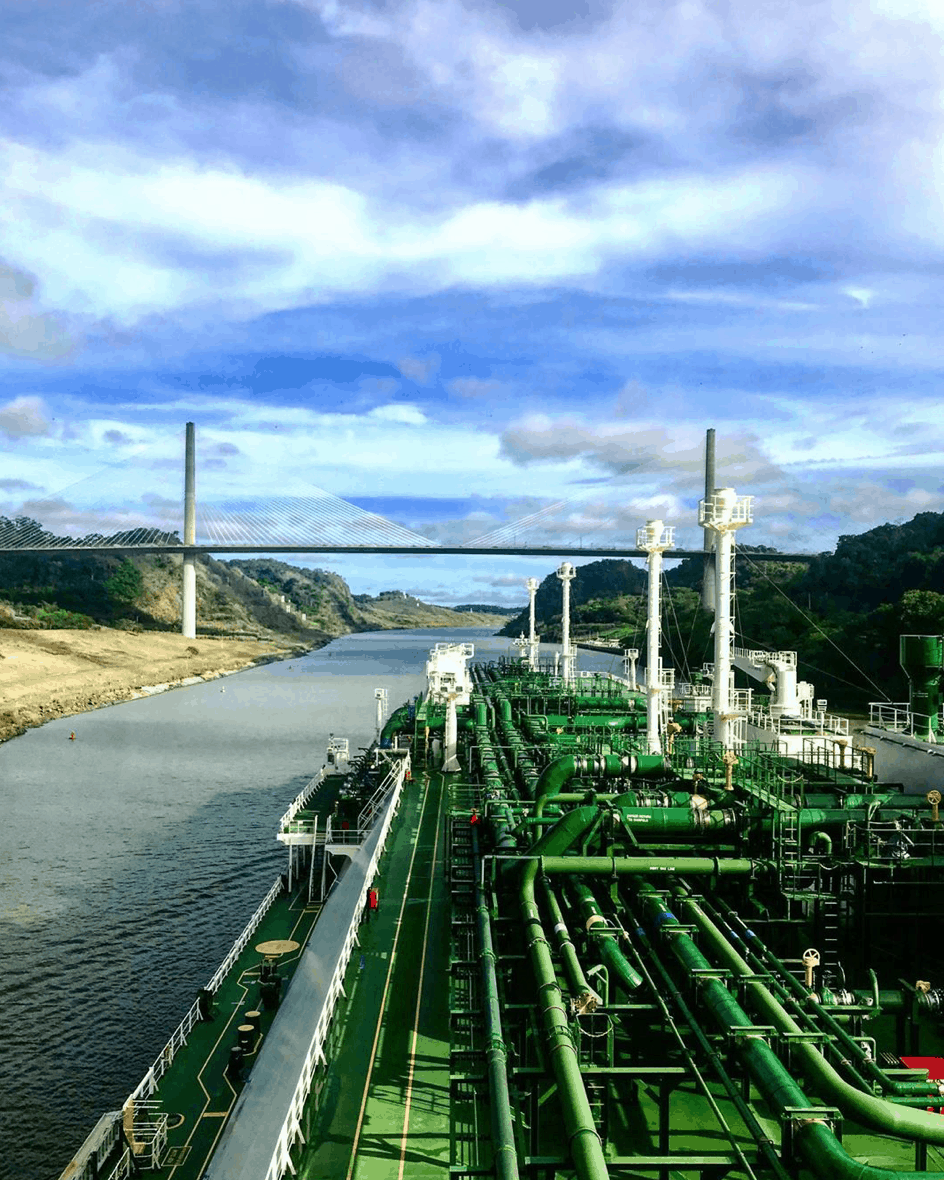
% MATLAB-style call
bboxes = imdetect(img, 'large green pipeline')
[567,880,643,991]
[714,900,942,1099]
[540,878,600,1008]
[534,753,666,817]
[678,896,944,1146]
[527,806,600,858]
[611,800,901,841]
[635,885,944,1180]
[380,704,412,746]
[473,827,520,1180]
[520,860,610,1180]
[418,713,474,733]
[611,803,737,840]
[534,855,762,877]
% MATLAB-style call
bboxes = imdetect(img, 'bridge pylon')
[182,422,196,639]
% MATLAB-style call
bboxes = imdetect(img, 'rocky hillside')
[227,558,508,635]
[0,550,507,641]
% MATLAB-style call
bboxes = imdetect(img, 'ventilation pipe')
[527,577,539,671]
[636,520,675,755]
[443,697,460,772]
[374,687,388,739]
[699,487,752,749]
[182,421,197,639]
[557,562,576,686]
[900,635,944,741]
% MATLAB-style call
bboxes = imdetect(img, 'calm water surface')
[0,627,625,1180]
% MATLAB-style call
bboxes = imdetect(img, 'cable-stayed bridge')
[0,427,813,560]
[1,424,814,636]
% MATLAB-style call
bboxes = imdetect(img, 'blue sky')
[2,0,944,606]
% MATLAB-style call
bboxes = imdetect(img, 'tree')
[105,559,143,610]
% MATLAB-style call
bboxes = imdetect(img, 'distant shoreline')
[0,629,317,745]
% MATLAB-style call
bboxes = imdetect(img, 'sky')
[2,0,944,607]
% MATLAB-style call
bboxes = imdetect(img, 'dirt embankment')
[0,629,315,744]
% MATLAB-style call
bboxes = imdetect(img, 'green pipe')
[679,896,944,1146]
[379,704,411,746]
[611,803,737,840]
[802,1121,944,1180]
[810,830,832,855]
[533,856,762,877]
[622,900,792,1180]
[473,827,521,1180]
[527,806,600,858]
[635,886,944,1180]
[534,753,666,817]
[714,900,941,1099]
[567,880,643,991]
[520,860,610,1180]
[540,878,600,1007]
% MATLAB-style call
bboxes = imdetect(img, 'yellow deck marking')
[397,789,445,1179]
[167,892,323,1177]
[344,783,440,1180]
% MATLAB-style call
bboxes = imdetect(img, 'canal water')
[0,627,627,1180]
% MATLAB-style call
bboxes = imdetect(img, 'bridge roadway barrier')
[203,779,401,1180]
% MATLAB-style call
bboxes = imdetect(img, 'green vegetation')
[35,606,96,629]
[105,558,143,609]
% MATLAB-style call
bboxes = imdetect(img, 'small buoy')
[69,732,76,741]
[220,687,225,693]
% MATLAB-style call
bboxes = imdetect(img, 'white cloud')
[367,403,427,424]
[1,137,828,320]
[0,395,53,439]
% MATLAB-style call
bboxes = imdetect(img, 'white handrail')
[128,875,284,1104]
[262,756,409,1180]
[279,768,327,829]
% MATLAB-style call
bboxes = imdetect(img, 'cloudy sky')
[2,0,943,605]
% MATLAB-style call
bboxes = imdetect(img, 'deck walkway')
[296,769,452,1179]
[203,781,402,1180]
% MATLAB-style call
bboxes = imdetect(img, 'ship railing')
[358,761,403,830]
[800,737,870,777]
[95,1105,168,1180]
[281,816,318,836]
[867,701,940,736]
[127,875,284,1106]
[264,758,408,1180]
[279,767,327,829]
[204,875,284,995]
[325,824,371,845]
[747,706,851,738]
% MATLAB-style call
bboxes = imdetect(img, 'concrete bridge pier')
[182,421,196,639]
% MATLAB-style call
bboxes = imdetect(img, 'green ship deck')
[62,643,944,1180]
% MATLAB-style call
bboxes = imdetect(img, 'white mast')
[526,577,539,670]
[556,562,576,685]
[699,487,753,749]
[636,520,675,755]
